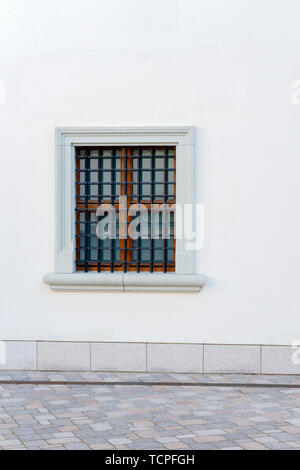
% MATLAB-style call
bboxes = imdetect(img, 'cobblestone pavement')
[0,372,300,450]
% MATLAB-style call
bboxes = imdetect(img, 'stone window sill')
[43,273,205,293]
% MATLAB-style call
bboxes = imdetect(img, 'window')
[43,127,205,291]
[75,146,176,273]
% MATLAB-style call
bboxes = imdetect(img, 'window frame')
[75,145,176,273]
[43,127,205,292]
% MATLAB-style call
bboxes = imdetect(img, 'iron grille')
[75,146,176,272]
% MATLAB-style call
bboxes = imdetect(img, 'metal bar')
[137,147,142,273]
[76,168,176,172]
[75,149,81,270]
[150,148,155,272]
[97,148,103,272]
[111,148,116,273]
[124,147,128,272]
[84,149,90,272]
[126,148,133,268]
[120,148,126,272]
[164,148,168,273]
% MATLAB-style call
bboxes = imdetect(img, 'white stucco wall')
[0,0,300,345]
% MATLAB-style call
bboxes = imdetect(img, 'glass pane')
[132,239,137,261]
[142,184,151,197]
[90,171,99,183]
[90,250,98,261]
[140,213,149,238]
[156,171,164,182]
[90,159,98,170]
[155,184,164,197]
[168,184,174,197]
[142,157,151,169]
[168,157,175,168]
[102,250,111,261]
[101,239,111,261]
[141,250,150,261]
[133,184,138,196]
[167,249,174,262]
[168,239,174,248]
[154,250,163,261]
[141,239,150,248]
[142,171,151,182]
[90,185,98,197]
[155,158,164,169]
[168,171,175,183]
[103,239,111,249]
[103,185,111,196]
[151,212,160,238]
[154,239,164,249]
[103,172,111,183]
[90,236,98,249]
[103,159,111,169]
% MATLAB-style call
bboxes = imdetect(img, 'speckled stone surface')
[0,373,300,450]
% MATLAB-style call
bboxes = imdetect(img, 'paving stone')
[0,372,299,450]
[156,436,179,444]
[0,438,22,447]
[90,443,114,450]
[91,423,112,431]
[164,441,189,449]
[47,437,81,445]
[23,440,46,449]
[195,435,228,444]
[52,432,75,438]
[240,441,268,450]
[108,437,132,445]
[128,441,165,450]
[64,442,90,450]
[194,428,226,437]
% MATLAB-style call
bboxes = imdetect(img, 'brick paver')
[0,372,300,450]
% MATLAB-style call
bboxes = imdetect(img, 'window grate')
[75,146,176,272]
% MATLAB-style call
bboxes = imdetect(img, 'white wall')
[0,0,300,345]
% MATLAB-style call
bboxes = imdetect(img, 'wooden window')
[75,146,176,272]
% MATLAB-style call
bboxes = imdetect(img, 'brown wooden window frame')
[75,146,176,273]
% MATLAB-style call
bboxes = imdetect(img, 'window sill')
[43,273,205,293]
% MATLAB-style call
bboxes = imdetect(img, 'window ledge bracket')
[43,273,205,293]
